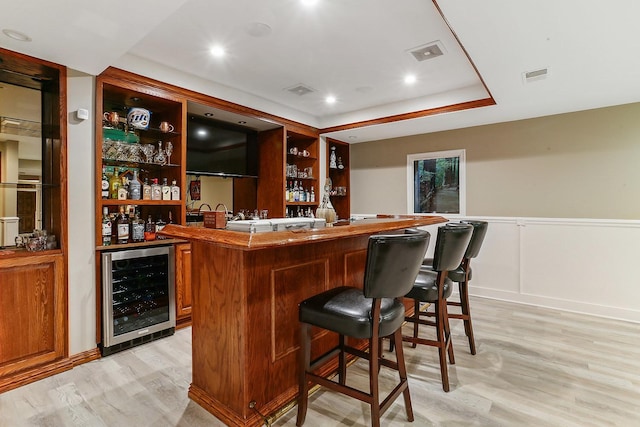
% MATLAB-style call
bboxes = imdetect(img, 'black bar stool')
[422,220,488,355]
[296,229,430,427]
[402,223,472,392]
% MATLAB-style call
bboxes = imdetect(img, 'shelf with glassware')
[96,76,186,251]
[285,131,319,218]
[326,138,350,221]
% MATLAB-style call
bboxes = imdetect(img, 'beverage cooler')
[101,245,176,356]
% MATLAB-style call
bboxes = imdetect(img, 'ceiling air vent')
[408,41,445,62]
[523,67,549,83]
[286,84,315,96]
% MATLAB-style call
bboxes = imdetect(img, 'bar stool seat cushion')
[299,286,406,339]
[405,270,454,302]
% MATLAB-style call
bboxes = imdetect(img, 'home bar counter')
[161,215,447,426]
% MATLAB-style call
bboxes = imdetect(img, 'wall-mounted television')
[186,115,259,178]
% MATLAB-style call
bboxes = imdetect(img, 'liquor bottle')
[101,207,112,246]
[151,178,162,200]
[288,180,293,202]
[293,181,299,202]
[129,170,141,200]
[155,214,167,239]
[305,187,310,203]
[170,179,180,200]
[117,176,128,200]
[300,185,306,202]
[142,178,152,200]
[161,178,171,200]
[144,214,156,241]
[116,206,130,244]
[285,181,289,202]
[101,167,109,199]
[131,208,145,243]
[310,187,315,203]
[109,167,120,199]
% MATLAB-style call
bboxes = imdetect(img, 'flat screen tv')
[186,115,259,178]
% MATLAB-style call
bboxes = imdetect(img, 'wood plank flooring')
[1,297,639,426]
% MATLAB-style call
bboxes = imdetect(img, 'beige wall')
[351,102,640,219]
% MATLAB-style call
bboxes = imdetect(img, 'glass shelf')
[0,182,57,188]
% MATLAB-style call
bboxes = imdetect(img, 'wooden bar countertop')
[161,215,448,250]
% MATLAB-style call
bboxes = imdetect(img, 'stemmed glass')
[165,141,173,165]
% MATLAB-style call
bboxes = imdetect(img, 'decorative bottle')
[170,179,180,200]
[161,178,171,200]
[101,207,112,246]
[151,178,162,200]
[109,167,120,199]
[144,214,156,241]
[142,178,152,200]
[101,167,109,199]
[116,206,130,244]
[129,170,141,200]
[131,208,145,243]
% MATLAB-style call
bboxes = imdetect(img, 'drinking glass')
[154,141,167,165]
[165,141,173,165]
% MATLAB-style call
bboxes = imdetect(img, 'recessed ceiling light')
[197,129,207,136]
[325,95,336,104]
[238,121,247,125]
[404,74,417,85]
[210,45,226,58]
[204,112,214,117]
[348,135,358,140]
[2,29,32,42]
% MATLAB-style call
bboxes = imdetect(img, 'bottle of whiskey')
[109,167,120,199]
[151,178,162,200]
[101,207,112,246]
[116,206,130,244]
[142,177,152,200]
[101,167,109,199]
[161,178,171,200]
[155,214,166,239]
[129,170,141,200]
[131,208,145,243]
[170,179,180,200]
[144,214,156,241]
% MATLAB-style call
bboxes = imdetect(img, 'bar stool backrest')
[363,229,430,299]
[432,223,473,273]
[461,220,488,259]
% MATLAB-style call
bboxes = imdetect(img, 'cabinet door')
[0,254,66,387]
[175,243,192,326]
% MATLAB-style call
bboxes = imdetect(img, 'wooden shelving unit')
[326,138,350,220]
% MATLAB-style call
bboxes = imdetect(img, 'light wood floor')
[1,297,639,426]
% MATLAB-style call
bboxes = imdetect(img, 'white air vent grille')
[408,41,445,62]
[523,68,549,83]
[286,84,315,96]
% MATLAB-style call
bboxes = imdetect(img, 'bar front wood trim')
[161,215,447,250]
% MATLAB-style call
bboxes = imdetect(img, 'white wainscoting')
[356,215,640,324]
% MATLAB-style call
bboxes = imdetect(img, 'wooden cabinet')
[0,48,69,393]
[95,68,187,246]
[326,138,350,220]
[175,242,192,328]
[257,126,319,218]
